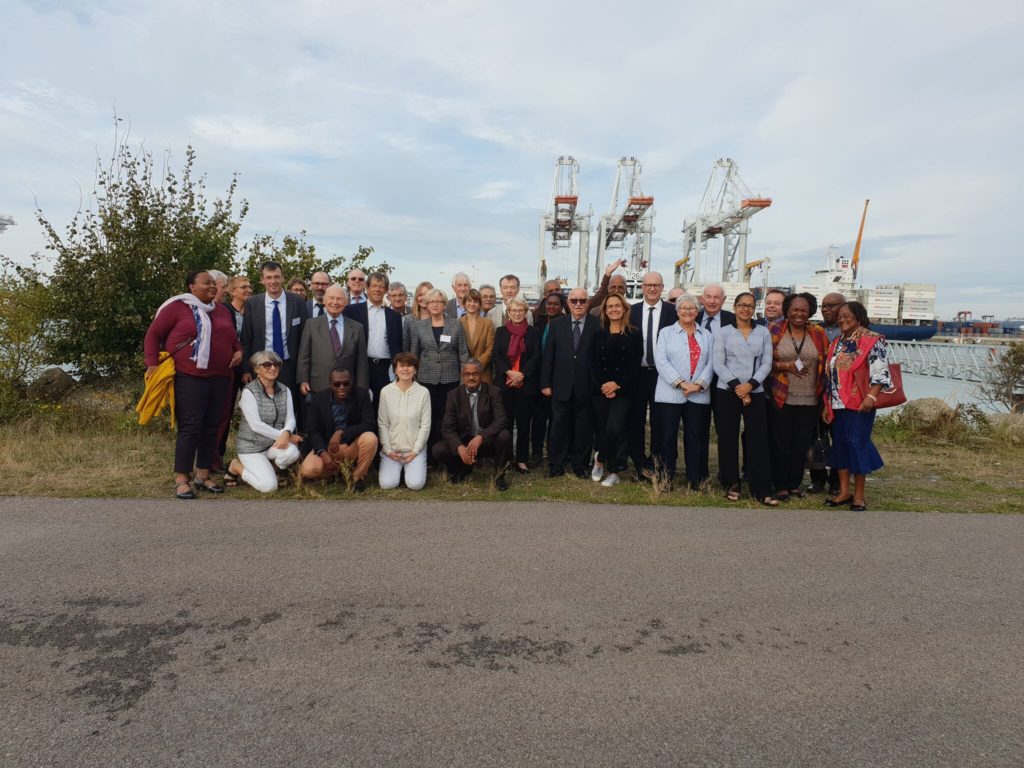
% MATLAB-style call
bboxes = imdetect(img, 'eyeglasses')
[330,380,352,388]
[349,276,366,282]
[821,302,842,309]
[568,298,587,304]
[735,303,756,310]
[258,361,281,369]
[643,283,663,288]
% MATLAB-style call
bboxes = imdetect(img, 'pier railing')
[886,341,1004,382]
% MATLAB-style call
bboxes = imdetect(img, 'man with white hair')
[347,268,368,304]
[445,272,472,319]
[696,283,735,484]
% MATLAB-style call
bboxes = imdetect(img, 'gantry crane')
[676,158,771,287]
[538,156,592,289]
[0,214,14,234]
[594,156,654,291]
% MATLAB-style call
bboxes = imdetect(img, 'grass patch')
[2,401,1021,513]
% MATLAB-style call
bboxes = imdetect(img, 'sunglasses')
[568,298,587,305]
[350,276,366,282]
[330,380,352,388]
[258,361,281,369]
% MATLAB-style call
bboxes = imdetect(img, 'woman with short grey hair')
[225,350,302,492]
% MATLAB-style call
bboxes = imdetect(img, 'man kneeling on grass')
[300,368,378,491]
[430,359,512,491]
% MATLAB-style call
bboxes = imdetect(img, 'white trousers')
[378,450,427,490]
[238,444,301,493]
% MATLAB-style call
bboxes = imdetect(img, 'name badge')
[440,334,452,343]
[291,317,301,326]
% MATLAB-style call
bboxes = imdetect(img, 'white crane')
[594,156,654,295]
[538,156,592,290]
[676,158,771,288]
[0,213,15,234]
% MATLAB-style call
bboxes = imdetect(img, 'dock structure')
[887,341,1005,383]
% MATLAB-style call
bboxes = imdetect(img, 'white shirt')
[263,292,289,359]
[239,387,296,438]
[366,303,389,359]
[640,299,665,367]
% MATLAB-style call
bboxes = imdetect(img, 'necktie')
[704,315,713,331]
[330,318,342,356]
[271,300,285,357]
[572,320,582,352]
[468,390,481,436]
[315,303,324,317]
[646,306,655,367]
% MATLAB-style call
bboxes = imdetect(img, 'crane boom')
[538,156,592,288]
[594,156,655,291]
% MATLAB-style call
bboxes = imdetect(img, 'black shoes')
[495,476,508,491]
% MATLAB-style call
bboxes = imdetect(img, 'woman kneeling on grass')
[225,350,302,493]
[377,352,431,490]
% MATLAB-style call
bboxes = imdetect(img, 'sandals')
[725,487,742,502]
[174,481,196,500]
[194,477,225,494]
[759,497,780,507]
[223,460,244,488]
[788,488,805,499]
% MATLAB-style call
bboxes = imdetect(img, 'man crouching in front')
[300,368,378,491]
[431,359,512,490]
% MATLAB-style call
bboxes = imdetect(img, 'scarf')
[504,319,529,368]
[154,293,216,370]
[766,320,829,410]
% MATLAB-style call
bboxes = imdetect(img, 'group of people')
[144,260,891,510]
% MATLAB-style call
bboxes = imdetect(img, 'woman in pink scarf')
[492,297,541,473]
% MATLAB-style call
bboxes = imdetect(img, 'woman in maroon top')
[144,271,242,498]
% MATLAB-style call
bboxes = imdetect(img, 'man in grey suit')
[240,260,310,429]
[298,285,368,396]
[444,272,472,319]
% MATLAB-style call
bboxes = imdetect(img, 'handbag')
[852,360,905,409]
[806,422,830,470]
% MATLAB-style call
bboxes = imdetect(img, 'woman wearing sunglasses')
[225,350,302,492]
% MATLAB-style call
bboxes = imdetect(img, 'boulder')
[901,397,955,428]
[1004,412,1024,445]
[27,367,76,403]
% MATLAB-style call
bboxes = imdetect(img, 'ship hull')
[871,322,937,341]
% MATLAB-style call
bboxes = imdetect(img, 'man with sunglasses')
[299,368,378,490]
[541,286,599,478]
[347,269,368,304]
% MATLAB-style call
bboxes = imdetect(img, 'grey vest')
[235,380,289,454]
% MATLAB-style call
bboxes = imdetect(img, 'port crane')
[594,156,654,292]
[0,213,14,234]
[538,156,592,289]
[676,158,771,287]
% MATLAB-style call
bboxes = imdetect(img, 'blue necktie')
[271,300,285,357]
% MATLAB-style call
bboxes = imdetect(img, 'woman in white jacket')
[377,352,431,490]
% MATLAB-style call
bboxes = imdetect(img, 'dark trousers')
[502,389,535,464]
[713,390,773,499]
[216,367,244,465]
[767,402,819,493]
[424,381,458,451]
[531,395,551,458]
[549,396,593,473]
[809,416,838,491]
[593,394,632,470]
[368,359,392,410]
[173,373,229,475]
[701,386,720,483]
[628,367,661,471]
[431,430,512,477]
[654,401,712,490]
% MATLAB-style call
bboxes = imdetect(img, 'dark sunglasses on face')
[568,298,587,304]
[331,380,352,388]
[258,361,281,369]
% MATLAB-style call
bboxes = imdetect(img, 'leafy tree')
[36,127,247,378]
[239,232,391,288]
[0,252,54,385]
[980,341,1024,413]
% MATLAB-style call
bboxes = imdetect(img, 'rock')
[1005,413,1024,445]
[27,367,76,403]
[901,397,955,428]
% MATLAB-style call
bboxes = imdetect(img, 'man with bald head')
[808,291,845,495]
[308,271,331,318]
[540,286,599,477]
[587,259,629,315]
[298,284,368,395]
[818,292,846,343]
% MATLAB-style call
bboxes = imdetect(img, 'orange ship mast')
[851,198,870,281]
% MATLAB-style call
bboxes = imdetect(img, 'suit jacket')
[307,299,327,319]
[696,308,736,331]
[240,291,310,381]
[540,313,600,402]
[492,326,541,395]
[440,383,507,451]
[460,315,495,382]
[406,318,469,385]
[630,300,677,346]
[297,314,368,392]
[304,386,375,454]
[444,297,465,320]
[343,302,403,361]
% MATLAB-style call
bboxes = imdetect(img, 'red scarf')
[505,319,528,368]
[824,330,882,419]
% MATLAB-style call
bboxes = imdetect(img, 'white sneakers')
[600,473,620,487]
[591,458,604,482]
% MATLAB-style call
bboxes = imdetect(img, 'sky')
[1,0,1022,318]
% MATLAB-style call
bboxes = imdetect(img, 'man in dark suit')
[695,283,736,483]
[240,260,310,427]
[298,285,368,396]
[431,360,512,490]
[307,271,331,319]
[298,368,378,491]
[343,272,403,406]
[628,271,678,480]
[540,286,599,478]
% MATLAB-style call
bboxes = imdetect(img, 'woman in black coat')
[492,297,542,473]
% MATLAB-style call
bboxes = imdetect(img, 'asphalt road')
[1,497,1021,767]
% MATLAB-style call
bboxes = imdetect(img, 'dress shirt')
[702,311,723,334]
[326,313,345,348]
[349,293,367,304]
[366,302,390,359]
[467,387,481,436]
[640,299,665,367]
[263,292,290,359]
[312,303,326,318]
[712,324,773,393]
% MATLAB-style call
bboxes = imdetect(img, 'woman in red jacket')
[144,270,242,498]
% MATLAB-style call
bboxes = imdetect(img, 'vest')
[235,380,289,454]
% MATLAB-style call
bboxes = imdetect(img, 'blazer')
[343,302,403,361]
[630,300,678,366]
[492,325,541,395]
[460,315,495,382]
[240,291,310,379]
[590,328,644,395]
[304,386,375,455]
[307,299,327,319]
[540,313,600,402]
[297,314,368,392]
[653,324,715,405]
[439,383,507,451]
[696,308,736,332]
[406,317,470,385]
[444,297,465,320]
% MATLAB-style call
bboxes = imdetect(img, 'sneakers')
[590,460,605,483]
[600,473,620,487]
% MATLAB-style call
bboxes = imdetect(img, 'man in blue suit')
[695,283,736,483]
[343,271,403,407]
[628,271,677,479]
